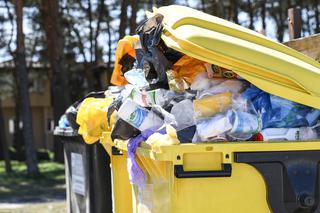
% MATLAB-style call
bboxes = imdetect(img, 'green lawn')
[0,161,66,203]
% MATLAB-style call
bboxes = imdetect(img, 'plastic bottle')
[117,99,164,131]
[260,127,318,141]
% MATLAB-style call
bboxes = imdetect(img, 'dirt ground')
[0,201,66,213]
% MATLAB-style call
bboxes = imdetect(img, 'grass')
[0,160,66,203]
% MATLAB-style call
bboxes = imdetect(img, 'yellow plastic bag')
[77,97,115,144]
[193,92,232,118]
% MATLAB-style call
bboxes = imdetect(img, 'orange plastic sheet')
[171,55,207,85]
[111,35,140,86]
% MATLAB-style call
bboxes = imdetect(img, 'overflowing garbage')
[57,14,320,147]
[56,14,320,188]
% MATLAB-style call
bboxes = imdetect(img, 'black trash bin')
[54,127,112,213]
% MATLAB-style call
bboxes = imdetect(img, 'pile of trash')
[59,14,320,146]
[57,14,320,187]
[104,14,320,146]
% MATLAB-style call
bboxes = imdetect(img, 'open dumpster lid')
[148,5,320,109]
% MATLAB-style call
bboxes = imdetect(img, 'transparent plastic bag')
[195,96,262,142]
[193,92,232,119]
[196,112,233,141]
[197,79,246,99]
[170,99,195,130]
[124,68,149,88]
[227,110,262,140]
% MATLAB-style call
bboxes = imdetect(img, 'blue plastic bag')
[242,85,320,128]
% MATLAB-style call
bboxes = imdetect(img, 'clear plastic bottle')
[117,99,164,131]
[261,127,318,141]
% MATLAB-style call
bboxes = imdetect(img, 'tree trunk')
[314,0,320,33]
[106,3,113,81]
[119,0,129,40]
[201,0,206,12]
[88,0,94,62]
[13,80,24,160]
[4,0,24,159]
[230,0,239,24]
[277,0,285,42]
[211,0,224,18]
[130,0,138,35]
[306,5,312,35]
[0,99,12,173]
[261,0,266,30]
[13,0,39,175]
[40,0,71,162]
[94,0,105,63]
[248,0,254,30]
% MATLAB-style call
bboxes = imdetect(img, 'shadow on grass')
[0,161,66,203]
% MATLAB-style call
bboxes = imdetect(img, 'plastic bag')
[58,114,70,129]
[137,14,172,83]
[111,118,141,141]
[266,96,320,128]
[146,125,180,148]
[171,55,206,85]
[195,96,261,141]
[191,72,227,91]
[193,92,232,119]
[111,35,139,86]
[243,85,320,128]
[177,125,197,143]
[227,110,262,140]
[197,79,246,99]
[124,68,149,88]
[196,112,233,141]
[76,97,114,144]
[127,128,166,187]
[151,105,177,128]
[171,99,195,130]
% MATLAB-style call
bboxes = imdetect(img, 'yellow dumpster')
[100,5,320,213]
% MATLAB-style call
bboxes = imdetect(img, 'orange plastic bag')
[171,55,207,85]
[111,35,140,86]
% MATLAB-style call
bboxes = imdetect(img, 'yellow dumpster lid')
[149,5,320,109]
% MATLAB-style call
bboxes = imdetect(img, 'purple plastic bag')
[127,128,166,187]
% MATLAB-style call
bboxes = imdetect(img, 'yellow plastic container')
[100,5,320,213]
[101,132,320,213]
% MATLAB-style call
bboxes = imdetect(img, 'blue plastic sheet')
[242,85,320,128]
